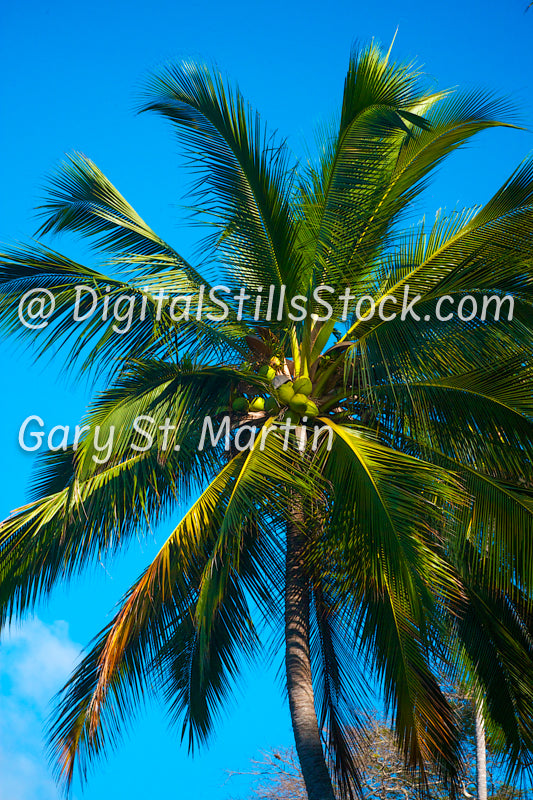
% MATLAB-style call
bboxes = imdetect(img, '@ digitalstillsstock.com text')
[16,282,515,331]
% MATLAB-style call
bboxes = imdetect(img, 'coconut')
[264,397,278,414]
[269,356,281,368]
[258,364,276,380]
[232,396,249,413]
[293,377,313,396]
[289,393,308,414]
[277,382,294,405]
[249,396,265,411]
[304,400,319,417]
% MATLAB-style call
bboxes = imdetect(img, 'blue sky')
[0,0,532,797]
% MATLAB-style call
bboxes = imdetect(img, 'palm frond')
[46,431,323,787]
[342,157,533,342]
[36,153,205,281]
[140,61,302,298]
[317,420,463,787]
[0,243,247,375]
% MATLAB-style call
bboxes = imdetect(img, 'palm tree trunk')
[285,509,336,800]
[475,699,487,800]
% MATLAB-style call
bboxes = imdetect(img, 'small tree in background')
[232,708,531,799]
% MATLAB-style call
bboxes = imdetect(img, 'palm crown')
[1,42,533,799]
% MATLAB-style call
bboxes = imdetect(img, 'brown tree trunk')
[285,507,336,800]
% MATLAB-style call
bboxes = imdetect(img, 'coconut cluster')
[231,356,318,421]
[231,356,281,415]
[278,377,318,422]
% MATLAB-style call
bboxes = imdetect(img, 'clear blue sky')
[0,1,532,798]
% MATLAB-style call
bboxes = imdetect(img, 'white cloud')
[0,617,81,800]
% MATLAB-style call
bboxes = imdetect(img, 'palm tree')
[1,42,533,800]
